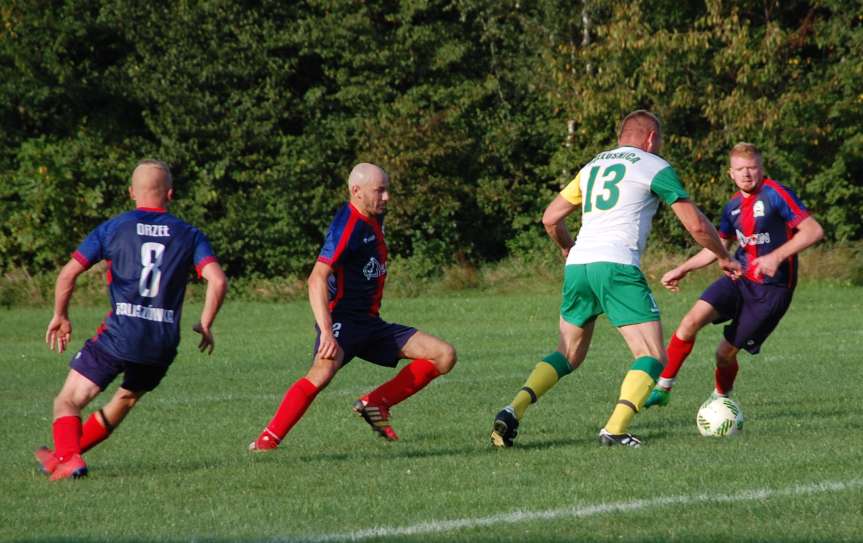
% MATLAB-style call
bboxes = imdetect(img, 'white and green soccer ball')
[696,396,744,437]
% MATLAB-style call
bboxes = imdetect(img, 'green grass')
[1,283,862,542]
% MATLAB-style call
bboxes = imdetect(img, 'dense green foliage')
[2,1,861,277]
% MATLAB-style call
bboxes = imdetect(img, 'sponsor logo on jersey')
[731,208,741,216]
[736,229,771,247]
[115,302,175,323]
[588,151,642,165]
[362,257,386,280]
[137,223,171,237]
[753,200,765,218]
[363,234,376,243]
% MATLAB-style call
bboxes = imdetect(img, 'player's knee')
[676,318,700,341]
[54,387,96,413]
[307,358,339,388]
[435,342,457,374]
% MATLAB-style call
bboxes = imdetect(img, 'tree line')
[1,0,860,278]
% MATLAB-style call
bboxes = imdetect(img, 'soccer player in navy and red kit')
[249,163,457,450]
[644,143,824,408]
[37,160,228,480]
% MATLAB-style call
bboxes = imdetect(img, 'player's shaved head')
[618,110,662,153]
[347,162,389,217]
[130,159,173,207]
[348,162,388,188]
[618,110,661,141]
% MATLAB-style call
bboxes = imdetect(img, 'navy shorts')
[314,315,418,368]
[700,275,794,354]
[70,339,169,392]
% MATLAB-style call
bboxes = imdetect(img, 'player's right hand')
[316,330,340,360]
[45,316,72,353]
[718,258,742,280]
[193,322,215,355]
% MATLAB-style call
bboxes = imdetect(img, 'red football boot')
[34,446,60,476]
[248,428,281,452]
[50,454,88,481]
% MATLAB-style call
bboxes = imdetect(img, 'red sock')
[715,360,739,395]
[53,416,82,462]
[265,378,320,440]
[80,412,111,453]
[661,333,695,380]
[362,359,441,408]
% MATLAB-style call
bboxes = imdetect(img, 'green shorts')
[560,262,660,327]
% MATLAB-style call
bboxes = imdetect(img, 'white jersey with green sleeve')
[560,145,688,267]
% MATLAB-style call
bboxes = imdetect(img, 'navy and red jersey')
[72,207,217,365]
[317,203,387,317]
[718,178,810,288]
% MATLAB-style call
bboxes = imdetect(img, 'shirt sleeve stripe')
[72,250,91,268]
[329,214,358,267]
[195,255,218,278]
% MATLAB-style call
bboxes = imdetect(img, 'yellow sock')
[511,352,572,420]
[604,356,663,434]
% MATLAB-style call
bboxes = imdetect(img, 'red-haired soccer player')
[645,143,823,408]
[248,163,456,450]
[38,160,228,480]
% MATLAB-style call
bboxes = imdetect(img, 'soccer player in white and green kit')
[491,110,741,447]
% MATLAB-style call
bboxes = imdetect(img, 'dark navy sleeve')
[192,229,218,277]
[318,206,355,267]
[718,201,735,239]
[72,220,112,269]
[769,182,810,229]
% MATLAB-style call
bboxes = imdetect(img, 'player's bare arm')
[670,200,740,279]
[193,261,228,355]
[661,238,735,292]
[307,260,340,360]
[542,194,577,257]
[45,258,87,353]
[752,216,824,278]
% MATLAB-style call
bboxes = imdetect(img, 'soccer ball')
[696,396,744,437]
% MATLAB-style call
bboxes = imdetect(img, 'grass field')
[2,281,862,542]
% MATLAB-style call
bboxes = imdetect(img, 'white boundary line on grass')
[292,478,863,542]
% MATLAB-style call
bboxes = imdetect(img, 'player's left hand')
[751,253,779,278]
[45,315,72,353]
[193,322,215,355]
[661,267,687,292]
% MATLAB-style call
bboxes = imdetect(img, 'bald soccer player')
[249,163,456,450]
[36,159,228,480]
